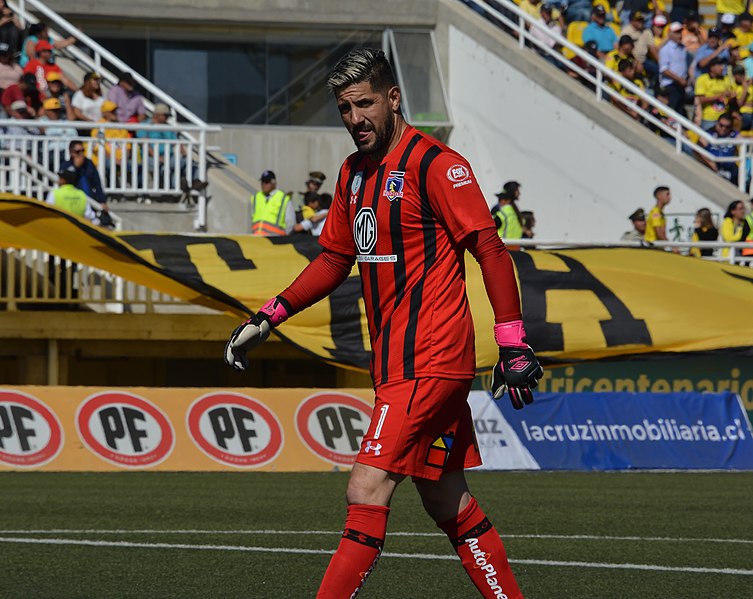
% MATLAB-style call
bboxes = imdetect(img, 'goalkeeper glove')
[224,296,291,372]
[491,319,543,410]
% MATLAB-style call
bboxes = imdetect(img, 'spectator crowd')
[475,0,753,188]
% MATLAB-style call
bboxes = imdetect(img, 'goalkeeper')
[225,48,542,599]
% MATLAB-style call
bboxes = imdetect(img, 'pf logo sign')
[0,390,63,468]
[76,392,174,468]
[296,393,373,465]
[187,392,283,468]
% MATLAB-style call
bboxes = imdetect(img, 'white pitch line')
[0,536,752,577]
[0,529,751,545]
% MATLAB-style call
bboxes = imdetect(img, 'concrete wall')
[46,0,437,26]
[436,0,743,242]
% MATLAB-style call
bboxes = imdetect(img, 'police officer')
[250,170,295,236]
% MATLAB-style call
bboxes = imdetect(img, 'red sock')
[316,504,390,599]
[439,497,523,599]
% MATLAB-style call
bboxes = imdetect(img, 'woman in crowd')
[720,200,750,258]
[71,71,104,122]
[690,207,718,257]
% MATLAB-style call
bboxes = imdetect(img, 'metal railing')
[0,119,220,227]
[462,0,753,193]
[1,239,750,314]
[6,0,222,229]
[0,247,194,313]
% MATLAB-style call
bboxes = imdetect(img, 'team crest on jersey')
[353,207,377,255]
[351,171,363,204]
[383,171,405,202]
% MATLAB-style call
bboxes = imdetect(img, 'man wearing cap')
[89,100,130,168]
[530,3,563,58]
[39,97,77,165]
[695,56,735,127]
[0,40,21,90]
[693,27,731,77]
[107,72,146,123]
[137,103,204,191]
[490,181,523,240]
[46,71,75,120]
[622,11,659,69]
[250,170,295,236]
[659,22,690,112]
[716,0,745,25]
[23,40,74,94]
[652,14,670,47]
[4,99,41,152]
[583,5,618,58]
[621,208,647,241]
[1,72,42,117]
[45,166,100,224]
[731,63,753,128]
[72,71,104,122]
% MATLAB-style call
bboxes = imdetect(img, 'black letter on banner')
[277,236,370,370]
[122,407,148,453]
[99,406,126,450]
[0,405,12,449]
[11,406,36,452]
[316,406,344,450]
[339,407,365,451]
[123,235,257,280]
[510,252,651,351]
[208,407,234,450]
[231,407,257,452]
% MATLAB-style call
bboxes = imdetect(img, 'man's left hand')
[491,320,544,409]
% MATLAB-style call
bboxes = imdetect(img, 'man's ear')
[388,86,401,113]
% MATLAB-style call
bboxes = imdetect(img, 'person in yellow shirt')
[89,100,131,168]
[720,199,749,257]
[695,57,736,128]
[717,0,747,20]
[734,13,753,58]
[652,14,669,48]
[730,63,753,129]
[644,185,672,242]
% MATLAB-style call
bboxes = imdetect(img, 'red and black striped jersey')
[319,126,497,386]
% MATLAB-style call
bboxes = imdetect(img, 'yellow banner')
[0,386,375,471]
[3,194,753,369]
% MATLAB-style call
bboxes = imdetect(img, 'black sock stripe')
[451,517,494,547]
[342,527,385,550]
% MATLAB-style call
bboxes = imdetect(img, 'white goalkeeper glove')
[224,296,291,372]
[491,320,544,410]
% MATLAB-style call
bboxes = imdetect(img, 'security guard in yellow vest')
[45,166,100,223]
[251,170,293,236]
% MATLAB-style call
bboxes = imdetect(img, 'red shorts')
[355,378,481,481]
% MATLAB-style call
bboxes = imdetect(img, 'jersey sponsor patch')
[383,170,405,202]
[425,432,454,469]
[354,207,377,254]
[447,164,472,188]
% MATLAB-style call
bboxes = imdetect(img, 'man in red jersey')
[225,48,543,599]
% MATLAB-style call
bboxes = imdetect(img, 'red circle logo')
[76,391,174,468]
[0,390,63,468]
[187,392,283,468]
[295,393,373,465]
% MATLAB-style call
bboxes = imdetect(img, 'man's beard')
[353,116,394,156]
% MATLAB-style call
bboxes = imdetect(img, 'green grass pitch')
[1,471,751,598]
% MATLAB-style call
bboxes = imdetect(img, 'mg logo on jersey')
[187,392,283,468]
[383,170,405,201]
[354,207,377,255]
[0,390,63,468]
[296,393,373,465]
[76,391,174,468]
